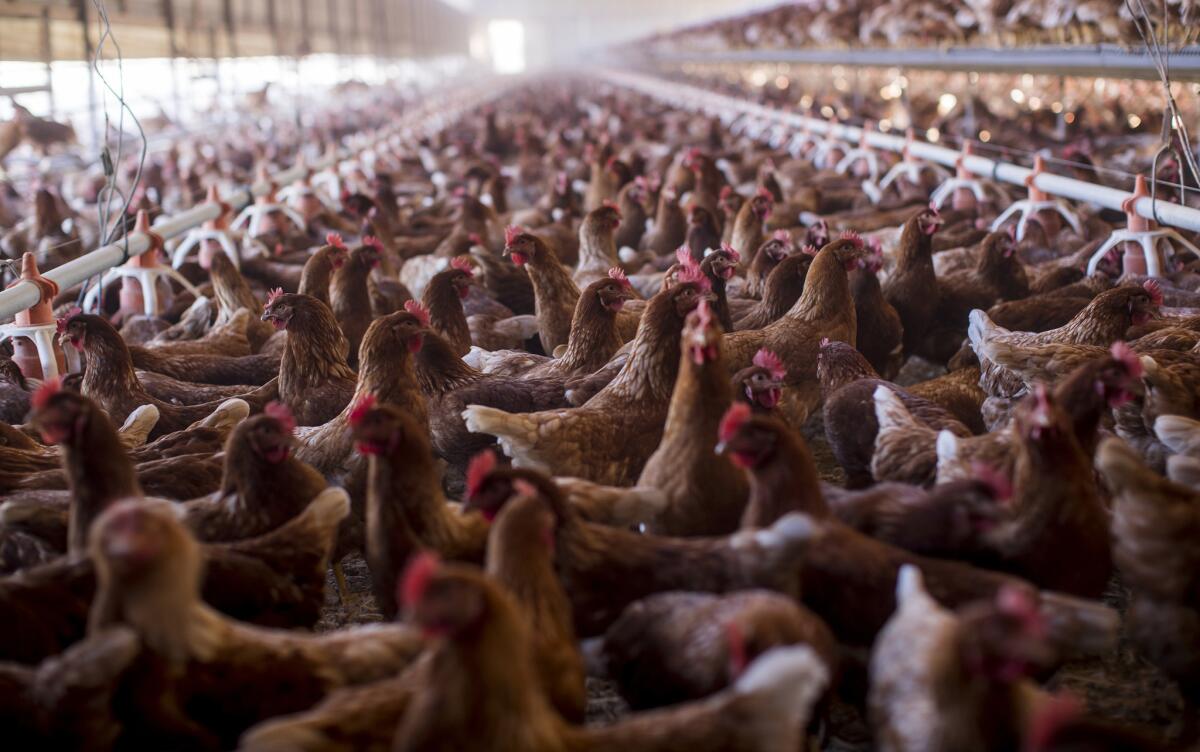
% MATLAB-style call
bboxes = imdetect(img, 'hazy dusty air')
[1,0,1199,749]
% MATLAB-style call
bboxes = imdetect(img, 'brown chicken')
[463,267,710,485]
[883,206,945,357]
[505,226,581,353]
[391,556,829,752]
[87,496,423,750]
[741,230,797,301]
[723,236,862,421]
[261,291,357,426]
[731,348,788,415]
[600,589,837,711]
[733,250,813,331]
[207,251,279,353]
[637,300,748,535]
[869,565,1054,752]
[729,188,773,266]
[60,313,272,438]
[486,488,587,722]
[421,257,475,356]
[330,237,382,367]
[464,465,810,636]
[297,233,349,309]
[575,203,623,286]
[850,250,905,379]
[717,408,1118,651]
[349,399,488,617]
[643,186,687,257]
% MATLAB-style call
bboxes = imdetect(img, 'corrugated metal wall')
[0,0,470,62]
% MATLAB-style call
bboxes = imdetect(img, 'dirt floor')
[315,356,1187,746]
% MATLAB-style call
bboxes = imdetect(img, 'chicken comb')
[605,155,619,170]
[264,401,297,434]
[361,235,383,252]
[970,461,1013,502]
[752,348,787,380]
[675,246,694,267]
[771,229,791,244]
[725,620,748,679]
[800,244,819,256]
[676,259,710,291]
[266,287,285,306]
[719,243,742,263]
[512,478,538,499]
[1143,279,1163,307]
[719,185,734,200]
[504,224,527,246]
[400,551,440,608]
[694,297,714,329]
[1026,693,1084,752]
[465,449,497,501]
[607,266,631,287]
[404,300,431,328]
[755,186,774,201]
[348,393,377,427]
[838,229,864,248]
[719,403,752,444]
[450,256,474,274]
[601,200,623,220]
[1109,341,1143,378]
[31,376,63,411]
[467,232,484,246]
[324,232,346,250]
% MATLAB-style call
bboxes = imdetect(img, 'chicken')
[684,205,723,261]
[850,250,906,379]
[297,234,349,309]
[348,399,488,617]
[731,348,788,415]
[637,300,749,535]
[741,230,797,301]
[463,267,710,485]
[486,488,587,722]
[59,313,273,438]
[818,340,970,488]
[575,203,623,286]
[908,364,988,434]
[421,257,475,356]
[87,496,424,750]
[470,269,633,379]
[869,566,1053,752]
[505,225,583,353]
[600,589,837,711]
[732,250,813,331]
[207,252,279,353]
[723,236,863,421]
[970,281,1162,401]
[1098,437,1200,724]
[0,352,32,425]
[717,406,1119,651]
[464,465,810,636]
[392,555,829,752]
[329,237,382,367]
[260,291,357,426]
[0,625,142,749]
[182,402,328,542]
[729,188,773,268]
[882,206,945,357]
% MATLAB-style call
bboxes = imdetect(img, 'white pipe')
[602,70,1200,233]
[0,82,503,322]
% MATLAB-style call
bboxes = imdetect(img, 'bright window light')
[488,20,526,75]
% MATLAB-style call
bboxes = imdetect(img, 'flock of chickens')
[1,76,1200,751]
[641,0,1198,52]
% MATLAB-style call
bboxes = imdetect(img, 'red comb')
[694,298,714,329]
[801,244,819,256]
[450,256,474,274]
[608,266,631,286]
[32,376,63,411]
[719,242,742,263]
[752,348,786,380]
[677,260,710,291]
[362,236,383,252]
[602,199,622,218]
[404,300,431,327]
[264,401,297,434]
[772,229,791,243]
[756,186,774,201]
[675,246,693,267]
[266,287,285,306]
[971,461,1013,502]
[719,185,734,200]
[504,225,526,246]
[400,551,440,608]
[719,402,752,444]
[466,449,497,500]
[513,478,538,499]
[348,393,377,427]
[996,584,1046,637]
[325,232,345,249]
[1109,341,1143,379]
[467,232,483,245]
[839,229,864,248]
[1143,279,1163,307]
